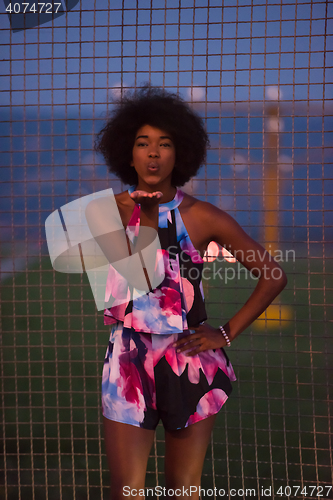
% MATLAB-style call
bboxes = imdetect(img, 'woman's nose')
[148,146,160,157]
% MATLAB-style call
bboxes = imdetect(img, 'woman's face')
[131,124,176,190]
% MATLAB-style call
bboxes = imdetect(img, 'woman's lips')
[147,162,159,172]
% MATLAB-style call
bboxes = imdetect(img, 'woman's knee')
[165,471,201,491]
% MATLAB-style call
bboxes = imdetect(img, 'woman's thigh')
[164,414,217,498]
[103,417,155,498]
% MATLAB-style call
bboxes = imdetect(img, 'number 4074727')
[6,3,62,14]
[276,485,332,497]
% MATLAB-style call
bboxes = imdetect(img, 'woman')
[88,86,287,499]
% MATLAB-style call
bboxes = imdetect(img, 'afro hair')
[94,85,209,187]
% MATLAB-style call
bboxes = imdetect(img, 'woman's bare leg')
[164,415,217,500]
[103,417,155,500]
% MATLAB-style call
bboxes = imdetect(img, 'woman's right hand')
[130,190,163,209]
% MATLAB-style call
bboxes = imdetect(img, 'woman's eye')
[137,142,171,147]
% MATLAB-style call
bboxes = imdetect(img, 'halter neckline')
[128,186,184,212]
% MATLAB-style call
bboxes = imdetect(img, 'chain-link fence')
[0,1,332,499]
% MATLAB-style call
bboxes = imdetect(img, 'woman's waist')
[110,320,197,339]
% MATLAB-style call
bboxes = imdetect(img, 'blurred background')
[0,0,332,499]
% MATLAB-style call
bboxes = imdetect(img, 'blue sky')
[0,0,332,113]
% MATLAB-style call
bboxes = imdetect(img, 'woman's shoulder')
[180,190,230,221]
[114,189,133,207]
[179,190,241,243]
[114,190,136,228]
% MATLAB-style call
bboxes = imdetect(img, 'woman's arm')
[174,202,287,355]
[85,191,162,291]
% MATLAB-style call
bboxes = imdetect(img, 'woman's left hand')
[173,323,227,356]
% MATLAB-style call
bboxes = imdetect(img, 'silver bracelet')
[219,325,231,347]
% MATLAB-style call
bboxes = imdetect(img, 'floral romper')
[101,186,236,430]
